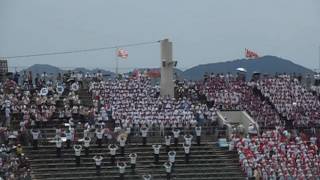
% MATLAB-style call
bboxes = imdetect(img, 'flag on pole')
[117,48,128,59]
[245,48,259,59]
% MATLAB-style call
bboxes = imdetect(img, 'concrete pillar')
[160,39,175,97]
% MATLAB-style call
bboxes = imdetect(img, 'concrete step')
[32,166,241,176]
[29,155,238,165]
[27,152,236,160]
[33,170,244,180]
[31,163,240,172]
[25,147,233,155]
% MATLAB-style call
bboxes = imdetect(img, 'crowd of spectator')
[233,127,320,179]
[0,70,102,180]
[257,75,320,127]
[0,142,31,180]
[89,75,218,137]
[197,74,281,127]
[311,85,320,101]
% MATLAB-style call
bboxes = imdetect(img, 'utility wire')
[4,40,160,59]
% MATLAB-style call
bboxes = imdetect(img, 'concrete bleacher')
[21,88,246,180]
[25,142,244,180]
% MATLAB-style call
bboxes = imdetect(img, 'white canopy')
[236,67,247,72]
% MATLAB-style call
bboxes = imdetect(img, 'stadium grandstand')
[0,69,320,180]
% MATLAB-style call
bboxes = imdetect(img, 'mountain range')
[182,55,314,80]
[19,56,314,80]
[20,64,115,77]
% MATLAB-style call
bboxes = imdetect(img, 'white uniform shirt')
[165,136,171,146]
[126,127,131,134]
[56,139,62,148]
[84,137,91,147]
[93,156,103,166]
[183,144,190,154]
[195,127,201,136]
[141,128,148,137]
[164,163,172,173]
[310,137,317,145]
[117,163,127,173]
[66,132,72,140]
[152,145,161,154]
[32,131,40,140]
[109,145,118,155]
[173,130,180,138]
[96,130,104,139]
[168,151,176,163]
[129,154,137,164]
[184,135,193,145]
[74,146,82,156]
[119,138,126,147]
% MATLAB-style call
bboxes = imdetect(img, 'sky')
[0,0,320,72]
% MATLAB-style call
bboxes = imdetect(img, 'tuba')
[71,83,79,91]
[40,87,48,96]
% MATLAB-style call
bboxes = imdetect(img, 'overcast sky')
[1,0,320,72]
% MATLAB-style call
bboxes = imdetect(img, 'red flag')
[117,48,128,59]
[245,48,259,59]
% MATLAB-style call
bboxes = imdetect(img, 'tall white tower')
[160,39,176,97]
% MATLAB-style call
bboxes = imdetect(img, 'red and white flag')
[245,48,259,59]
[117,48,128,59]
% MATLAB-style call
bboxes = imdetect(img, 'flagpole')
[318,45,320,73]
[115,48,119,77]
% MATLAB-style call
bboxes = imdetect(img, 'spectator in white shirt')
[152,144,161,164]
[83,137,91,156]
[129,153,137,173]
[118,136,126,156]
[55,137,62,158]
[184,134,193,146]
[163,161,172,180]
[93,155,103,174]
[73,144,82,166]
[172,129,180,146]
[31,129,40,150]
[108,144,118,165]
[183,143,191,163]
[165,135,171,153]
[248,123,257,137]
[95,128,104,148]
[168,150,176,172]
[141,127,149,146]
[117,161,127,180]
[195,126,202,146]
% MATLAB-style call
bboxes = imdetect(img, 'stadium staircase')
[22,88,245,180]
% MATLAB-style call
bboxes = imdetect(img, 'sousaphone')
[40,87,48,96]
[71,83,79,91]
